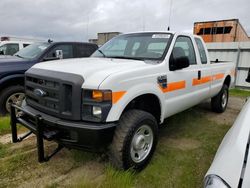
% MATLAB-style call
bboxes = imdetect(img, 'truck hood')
[0,56,31,65]
[0,56,34,77]
[206,99,250,188]
[32,57,148,88]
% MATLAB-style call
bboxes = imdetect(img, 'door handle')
[198,70,201,80]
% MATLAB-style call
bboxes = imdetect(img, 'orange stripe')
[192,76,212,86]
[192,73,225,86]
[159,80,186,93]
[112,91,126,104]
[213,73,224,80]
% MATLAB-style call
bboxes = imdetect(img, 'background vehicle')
[0,36,44,56]
[0,41,33,56]
[0,41,98,115]
[11,32,235,170]
[205,70,250,188]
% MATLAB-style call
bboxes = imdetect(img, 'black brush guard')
[10,104,64,162]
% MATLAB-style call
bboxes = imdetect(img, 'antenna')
[142,2,145,31]
[168,0,173,31]
[86,14,89,41]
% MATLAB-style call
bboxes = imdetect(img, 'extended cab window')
[195,38,207,64]
[47,44,73,59]
[172,36,196,65]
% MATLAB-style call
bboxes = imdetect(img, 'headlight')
[82,89,112,122]
[204,175,229,188]
[92,106,102,118]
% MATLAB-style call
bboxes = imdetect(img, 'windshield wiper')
[107,56,144,61]
[15,54,24,58]
[97,49,106,57]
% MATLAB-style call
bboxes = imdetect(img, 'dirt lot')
[0,94,248,188]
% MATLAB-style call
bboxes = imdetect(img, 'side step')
[10,104,64,163]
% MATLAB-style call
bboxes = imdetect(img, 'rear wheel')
[109,109,158,170]
[0,85,25,115]
[211,84,229,113]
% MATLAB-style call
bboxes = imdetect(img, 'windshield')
[14,42,50,59]
[92,33,172,61]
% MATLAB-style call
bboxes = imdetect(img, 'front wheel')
[211,84,229,113]
[109,109,158,170]
[0,85,25,115]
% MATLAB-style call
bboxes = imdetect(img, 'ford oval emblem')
[34,88,47,97]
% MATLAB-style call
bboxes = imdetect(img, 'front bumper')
[11,104,117,152]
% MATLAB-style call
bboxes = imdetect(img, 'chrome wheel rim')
[130,125,153,163]
[5,92,25,113]
[221,90,228,108]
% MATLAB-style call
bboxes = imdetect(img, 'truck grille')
[26,76,63,113]
[25,69,84,120]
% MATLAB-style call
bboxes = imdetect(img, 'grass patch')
[102,166,135,188]
[0,143,7,158]
[230,88,250,98]
[0,116,11,135]
[0,103,236,187]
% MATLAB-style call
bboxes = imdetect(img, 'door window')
[172,36,197,65]
[47,44,73,59]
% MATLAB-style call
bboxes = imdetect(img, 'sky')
[0,0,249,42]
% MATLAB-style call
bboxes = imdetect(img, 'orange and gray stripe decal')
[159,80,186,93]
[192,76,212,86]
[112,91,126,104]
[212,73,224,80]
[192,73,224,86]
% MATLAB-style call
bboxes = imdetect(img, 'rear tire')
[0,85,25,115]
[211,84,229,113]
[109,109,158,170]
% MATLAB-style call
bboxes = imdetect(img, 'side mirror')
[169,56,190,71]
[246,68,250,83]
[55,50,63,59]
[0,50,4,55]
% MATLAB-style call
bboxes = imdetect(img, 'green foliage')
[230,88,250,98]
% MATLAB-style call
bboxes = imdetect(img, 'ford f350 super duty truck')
[10,32,235,170]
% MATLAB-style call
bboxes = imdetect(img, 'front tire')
[211,84,229,113]
[0,85,25,115]
[109,109,158,170]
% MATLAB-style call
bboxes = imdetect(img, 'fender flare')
[0,74,25,89]
[106,84,165,123]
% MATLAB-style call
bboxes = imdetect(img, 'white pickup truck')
[11,32,235,170]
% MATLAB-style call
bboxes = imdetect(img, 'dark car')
[0,41,98,115]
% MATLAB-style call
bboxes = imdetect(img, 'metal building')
[194,19,250,43]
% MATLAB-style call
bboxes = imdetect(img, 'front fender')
[106,83,164,123]
[0,74,24,89]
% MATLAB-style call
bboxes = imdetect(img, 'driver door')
[164,35,201,117]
